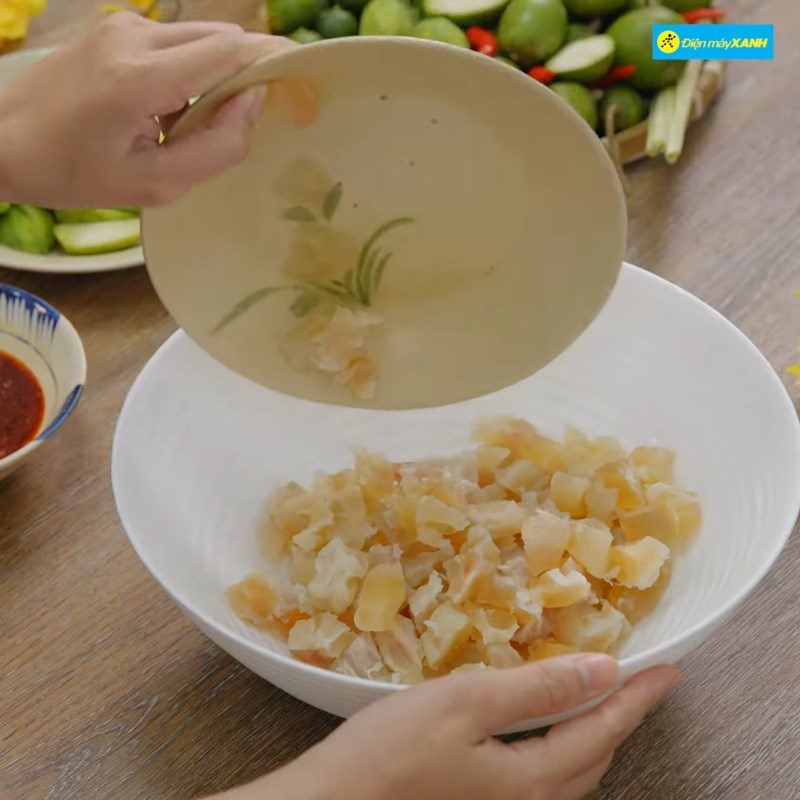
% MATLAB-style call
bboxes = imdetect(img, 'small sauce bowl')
[0,285,86,479]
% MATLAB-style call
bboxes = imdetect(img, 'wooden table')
[1,1,798,798]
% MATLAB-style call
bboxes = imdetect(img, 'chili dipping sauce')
[0,351,44,459]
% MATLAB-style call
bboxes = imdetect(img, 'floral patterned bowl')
[143,37,626,410]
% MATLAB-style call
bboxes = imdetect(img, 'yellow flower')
[99,0,161,20]
[788,351,800,385]
[789,292,800,385]
[0,0,46,43]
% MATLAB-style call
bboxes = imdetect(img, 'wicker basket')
[602,60,726,165]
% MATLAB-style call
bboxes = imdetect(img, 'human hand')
[220,655,680,800]
[0,13,291,208]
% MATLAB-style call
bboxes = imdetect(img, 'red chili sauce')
[0,351,44,459]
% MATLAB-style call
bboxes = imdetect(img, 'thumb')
[138,85,266,204]
[451,654,619,736]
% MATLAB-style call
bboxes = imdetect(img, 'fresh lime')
[412,17,469,46]
[317,5,358,36]
[289,26,324,42]
[268,0,327,34]
[566,23,593,43]
[550,81,598,130]
[600,85,645,132]
[497,0,567,68]
[53,218,141,255]
[494,54,520,68]
[0,205,54,254]
[545,34,614,83]
[359,0,415,35]
[562,0,627,18]
[421,0,510,27]
[661,0,711,10]
[54,208,138,224]
[0,203,9,215]
[606,7,686,90]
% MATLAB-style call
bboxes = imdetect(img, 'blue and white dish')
[0,284,86,478]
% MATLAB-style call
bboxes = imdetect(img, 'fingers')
[148,32,291,114]
[561,754,613,800]
[133,85,266,205]
[149,20,246,48]
[443,654,619,737]
[542,665,681,779]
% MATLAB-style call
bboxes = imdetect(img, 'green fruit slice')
[54,208,139,224]
[289,26,324,42]
[268,0,327,34]
[0,205,55,254]
[562,0,628,18]
[550,81,598,130]
[545,34,615,83]
[606,7,686,91]
[600,85,645,132]
[53,218,141,255]
[421,0,510,26]
[412,17,469,46]
[359,0,416,35]
[317,5,359,36]
[0,203,10,215]
[497,0,568,68]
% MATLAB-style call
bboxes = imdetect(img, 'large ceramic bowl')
[112,264,800,732]
[0,285,86,479]
[143,37,626,410]
[0,49,144,274]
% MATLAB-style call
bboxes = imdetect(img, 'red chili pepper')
[589,64,637,89]
[466,26,498,56]
[682,8,726,23]
[527,66,555,84]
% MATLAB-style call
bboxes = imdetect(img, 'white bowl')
[112,264,800,731]
[0,284,86,478]
[0,48,144,274]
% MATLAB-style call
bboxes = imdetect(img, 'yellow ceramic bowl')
[143,38,625,409]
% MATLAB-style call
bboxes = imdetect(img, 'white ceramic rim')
[0,48,144,275]
[112,263,800,694]
[0,244,144,274]
[0,291,87,472]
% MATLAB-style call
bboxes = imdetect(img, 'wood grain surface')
[1,1,798,798]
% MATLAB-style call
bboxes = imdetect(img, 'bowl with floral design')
[143,37,626,409]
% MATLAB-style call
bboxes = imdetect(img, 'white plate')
[0,48,143,274]
[112,264,800,731]
[0,242,144,274]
